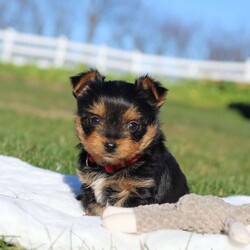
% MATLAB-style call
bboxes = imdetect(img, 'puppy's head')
[70,69,168,165]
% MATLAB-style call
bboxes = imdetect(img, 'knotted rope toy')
[102,194,250,245]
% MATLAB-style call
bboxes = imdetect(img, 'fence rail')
[0,28,250,83]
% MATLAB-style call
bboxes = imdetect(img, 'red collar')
[87,154,141,174]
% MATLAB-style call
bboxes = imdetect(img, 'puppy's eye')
[128,121,139,132]
[90,116,101,126]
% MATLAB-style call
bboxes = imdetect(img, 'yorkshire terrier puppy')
[70,69,189,216]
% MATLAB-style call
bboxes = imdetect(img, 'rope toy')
[102,194,250,245]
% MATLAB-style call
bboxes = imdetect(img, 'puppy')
[70,69,189,216]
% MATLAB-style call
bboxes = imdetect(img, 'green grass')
[0,63,249,196]
[0,238,21,250]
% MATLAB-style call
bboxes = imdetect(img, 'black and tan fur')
[71,69,189,215]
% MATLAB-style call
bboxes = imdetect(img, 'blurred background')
[1,0,250,60]
[0,0,249,196]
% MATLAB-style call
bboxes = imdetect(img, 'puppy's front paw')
[102,206,133,218]
[102,213,137,233]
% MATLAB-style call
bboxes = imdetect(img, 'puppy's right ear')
[70,69,104,98]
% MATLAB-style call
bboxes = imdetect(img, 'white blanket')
[0,155,249,250]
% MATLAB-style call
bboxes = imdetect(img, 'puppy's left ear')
[135,75,168,108]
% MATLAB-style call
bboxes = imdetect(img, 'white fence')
[0,28,250,83]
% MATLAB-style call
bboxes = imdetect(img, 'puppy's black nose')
[104,142,117,153]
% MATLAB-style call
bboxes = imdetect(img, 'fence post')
[1,28,15,62]
[188,61,200,79]
[131,50,142,75]
[97,45,108,72]
[54,35,68,67]
[245,58,250,83]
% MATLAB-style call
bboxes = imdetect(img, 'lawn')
[0,63,249,196]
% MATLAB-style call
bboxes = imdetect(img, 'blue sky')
[8,0,250,43]
[3,0,250,60]
[64,0,250,45]
[145,0,250,32]
[121,0,250,59]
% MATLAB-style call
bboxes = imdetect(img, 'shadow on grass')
[228,103,250,119]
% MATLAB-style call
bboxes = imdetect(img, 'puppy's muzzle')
[104,141,117,153]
